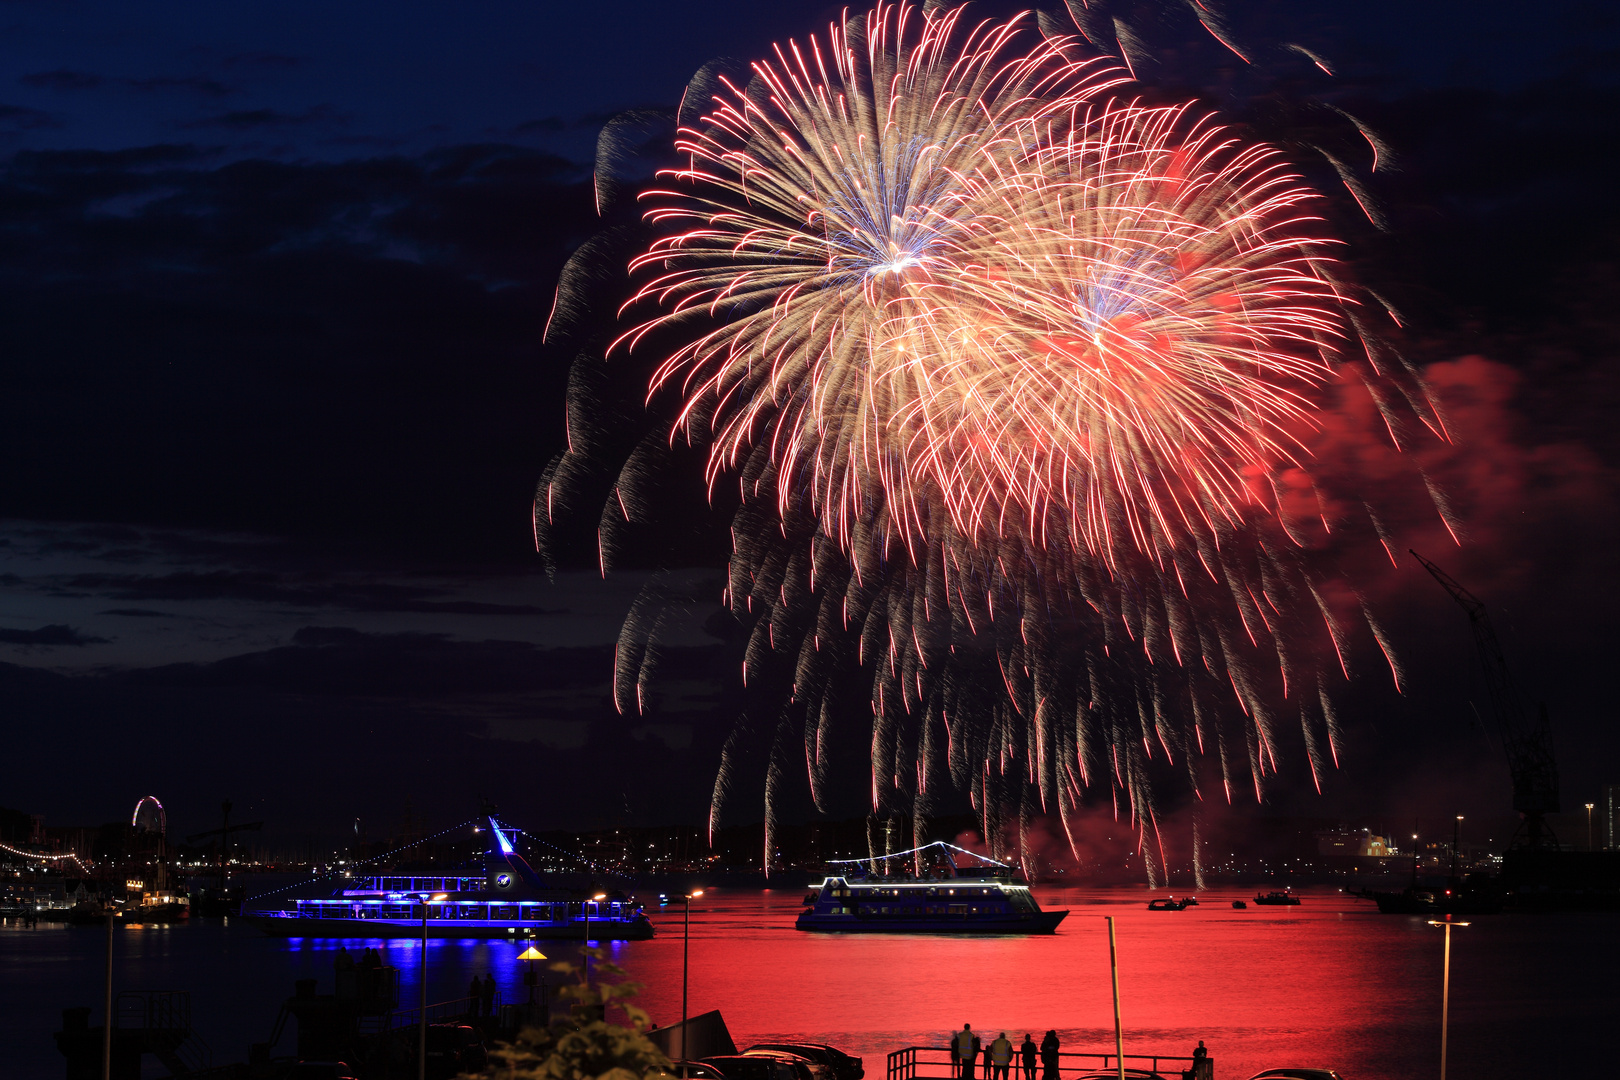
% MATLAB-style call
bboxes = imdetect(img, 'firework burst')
[543,3,1445,876]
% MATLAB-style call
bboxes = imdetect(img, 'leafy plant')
[488,950,674,1080]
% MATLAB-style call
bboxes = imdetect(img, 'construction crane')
[1412,550,1561,849]
[185,800,265,894]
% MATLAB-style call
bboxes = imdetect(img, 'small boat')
[1361,882,1504,915]
[249,816,653,939]
[1253,891,1301,906]
[796,842,1067,934]
[1147,897,1188,911]
[1231,900,1247,909]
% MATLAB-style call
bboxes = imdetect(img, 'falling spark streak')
[545,2,1447,879]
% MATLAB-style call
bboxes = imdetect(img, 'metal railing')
[113,990,212,1073]
[887,1046,1207,1080]
[364,992,500,1034]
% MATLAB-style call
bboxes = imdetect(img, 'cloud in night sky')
[0,624,109,646]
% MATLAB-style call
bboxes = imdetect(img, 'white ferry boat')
[796,842,1067,934]
[249,817,653,940]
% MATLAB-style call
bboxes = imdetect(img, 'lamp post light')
[582,892,606,981]
[517,945,547,1023]
[1427,915,1471,1080]
[675,890,704,1068]
[1586,803,1596,851]
[102,910,114,1080]
[417,893,446,1080]
[1105,915,1125,1080]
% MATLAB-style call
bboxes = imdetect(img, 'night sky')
[0,0,1616,851]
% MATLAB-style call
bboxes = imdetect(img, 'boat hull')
[252,913,655,940]
[1367,890,1503,916]
[795,910,1067,934]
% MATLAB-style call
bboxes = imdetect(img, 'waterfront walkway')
[887,1044,1210,1080]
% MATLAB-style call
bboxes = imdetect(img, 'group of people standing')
[468,973,499,1018]
[949,1026,1062,1080]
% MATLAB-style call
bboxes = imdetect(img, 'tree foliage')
[489,951,674,1080]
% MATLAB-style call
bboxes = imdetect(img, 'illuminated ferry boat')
[796,842,1067,934]
[250,818,653,940]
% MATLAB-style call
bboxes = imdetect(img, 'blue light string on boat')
[244,818,480,904]
[823,840,1012,869]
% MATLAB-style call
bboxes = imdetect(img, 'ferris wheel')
[132,795,166,837]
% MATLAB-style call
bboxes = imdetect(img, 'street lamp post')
[102,911,114,1080]
[1586,803,1596,850]
[582,892,606,982]
[1427,915,1471,1080]
[677,890,704,1068]
[518,946,547,1008]
[417,893,445,1080]
[1105,916,1125,1080]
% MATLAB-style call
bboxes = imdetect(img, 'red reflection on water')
[603,888,1518,1080]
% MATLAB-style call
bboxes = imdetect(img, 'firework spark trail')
[543,3,1450,876]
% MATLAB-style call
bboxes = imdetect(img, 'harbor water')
[2,886,1614,1079]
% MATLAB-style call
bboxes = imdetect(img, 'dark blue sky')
[0,0,1608,164]
[0,0,1616,842]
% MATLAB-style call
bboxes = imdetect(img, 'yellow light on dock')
[517,946,547,960]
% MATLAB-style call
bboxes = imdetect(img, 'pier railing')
[367,991,500,1034]
[887,1046,1207,1080]
[113,990,213,1074]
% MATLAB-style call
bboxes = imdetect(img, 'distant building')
[1604,784,1620,851]
[1315,827,1395,858]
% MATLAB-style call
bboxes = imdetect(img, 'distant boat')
[1253,891,1301,906]
[1231,900,1247,909]
[1360,882,1503,915]
[248,816,653,939]
[795,842,1067,934]
[1147,897,1189,911]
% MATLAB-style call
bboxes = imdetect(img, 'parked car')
[288,1064,358,1080]
[1072,1071,1168,1080]
[702,1054,815,1080]
[746,1050,837,1080]
[1248,1071,1344,1080]
[745,1043,865,1080]
[668,1064,727,1079]
[425,1023,489,1077]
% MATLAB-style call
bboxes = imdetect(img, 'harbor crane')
[1412,550,1561,850]
[185,800,264,896]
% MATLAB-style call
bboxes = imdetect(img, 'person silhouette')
[953,1025,976,1080]
[990,1033,1013,1080]
[1039,1031,1059,1080]
[1020,1034,1037,1080]
[481,973,497,1020]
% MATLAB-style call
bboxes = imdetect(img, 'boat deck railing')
[255,899,641,921]
[887,1046,1209,1080]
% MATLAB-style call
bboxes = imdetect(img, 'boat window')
[492,905,516,920]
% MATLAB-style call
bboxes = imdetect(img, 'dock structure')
[55,972,538,1078]
[886,1044,1211,1080]
[55,992,213,1079]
